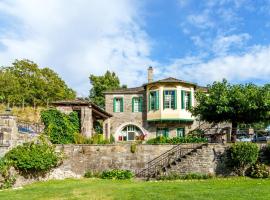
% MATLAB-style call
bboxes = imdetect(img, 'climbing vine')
[41,109,80,144]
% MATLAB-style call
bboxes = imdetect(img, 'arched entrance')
[116,123,146,141]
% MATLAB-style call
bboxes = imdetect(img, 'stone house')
[104,67,217,142]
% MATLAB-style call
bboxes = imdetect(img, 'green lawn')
[0,178,270,200]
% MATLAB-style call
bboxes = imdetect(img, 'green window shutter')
[165,128,169,137]
[120,98,124,112]
[189,92,192,109]
[174,90,177,109]
[156,91,159,110]
[181,90,185,109]
[139,97,143,112]
[148,93,151,111]
[113,97,116,112]
[163,91,165,109]
[132,97,134,112]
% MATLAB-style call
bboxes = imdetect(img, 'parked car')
[252,135,270,142]
[236,134,253,142]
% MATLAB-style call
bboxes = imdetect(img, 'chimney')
[148,66,153,83]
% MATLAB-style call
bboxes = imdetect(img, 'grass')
[0,178,270,200]
[0,104,44,123]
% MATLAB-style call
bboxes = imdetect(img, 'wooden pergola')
[52,100,112,139]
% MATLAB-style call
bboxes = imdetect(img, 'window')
[119,125,143,141]
[132,97,143,112]
[149,91,159,111]
[181,91,192,110]
[177,128,185,137]
[156,128,169,137]
[164,90,176,109]
[113,97,123,112]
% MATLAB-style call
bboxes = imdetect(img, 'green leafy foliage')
[0,59,76,106]
[4,142,62,174]
[130,143,137,153]
[247,163,270,178]
[41,109,80,144]
[0,157,15,189]
[264,143,270,163]
[84,170,101,178]
[146,136,207,144]
[191,79,270,141]
[100,169,134,180]
[229,142,259,176]
[89,71,121,108]
[74,133,110,144]
[157,173,214,181]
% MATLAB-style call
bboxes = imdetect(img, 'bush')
[73,133,92,144]
[264,144,270,163]
[0,157,16,189]
[146,136,207,145]
[229,142,259,176]
[130,143,137,153]
[84,170,101,178]
[41,109,80,144]
[157,173,214,181]
[100,169,134,180]
[247,163,270,178]
[4,141,62,174]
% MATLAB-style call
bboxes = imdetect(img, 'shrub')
[0,157,16,189]
[247,163,270,178]
[264,144,270,163]
[84,170,101,178]
[100,169,134,180]
[146,136,207,145]
[74,133,92,144]
[157,173,214,181]
[4,141,62,174]
[229,142,259,176]
[41,109,80,144]
[130,143,137,153]
[110,134,115,144]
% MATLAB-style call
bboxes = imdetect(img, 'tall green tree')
[89,71,120,108]
[0,59,76,107]
[191,80,270,142]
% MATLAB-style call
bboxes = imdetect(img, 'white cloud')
[212,33,251,56]
[162,45,270,85]
[0,0,154,96]
[187,11,214,29]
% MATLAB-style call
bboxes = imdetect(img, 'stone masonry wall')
[105,93,145,136]
[53,144,228,177]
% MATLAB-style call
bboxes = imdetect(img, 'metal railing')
[136,143,207,178]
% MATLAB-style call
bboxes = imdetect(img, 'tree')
[191,79,270,142]
[0,59,76,107]
[89,71,121,108]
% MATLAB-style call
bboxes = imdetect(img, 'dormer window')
[163,90,177,109]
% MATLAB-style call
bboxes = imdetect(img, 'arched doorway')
[117,124,145,141]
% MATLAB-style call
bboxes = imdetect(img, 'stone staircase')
[136,143,210,179]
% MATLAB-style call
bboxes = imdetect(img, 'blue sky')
[0,0,270,96]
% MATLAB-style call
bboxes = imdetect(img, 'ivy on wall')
[41,109,80,144]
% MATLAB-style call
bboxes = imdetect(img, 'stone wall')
[0,115,35,157]
[50,143,229,178]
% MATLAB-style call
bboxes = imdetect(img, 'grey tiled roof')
[145,77,197,86]
[104,77,204,94]
[104,86,144,94]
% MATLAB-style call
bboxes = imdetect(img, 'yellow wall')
[146,82,195,121]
